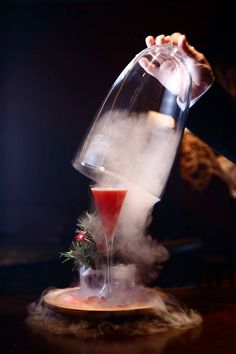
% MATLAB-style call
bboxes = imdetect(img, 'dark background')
[1,0,235,292]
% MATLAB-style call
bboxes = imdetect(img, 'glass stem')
[105,234,114,295]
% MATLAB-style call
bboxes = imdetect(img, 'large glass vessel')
[72,44,192,201]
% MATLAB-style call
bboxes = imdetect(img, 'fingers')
[177,34,198,59]
[145,34,165,47]
[146,33,184,47]
[146,32,200,61]
[145,36,155,48]
[167,33,201,62]
[168,32,183,46]
[155,34,165,45]
[146,32,201,58]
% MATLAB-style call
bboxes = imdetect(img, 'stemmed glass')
[90,184,128,296]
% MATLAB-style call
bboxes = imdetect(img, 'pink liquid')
[91,187,128,238]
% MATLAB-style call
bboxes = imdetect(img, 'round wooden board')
[43,287,156,319]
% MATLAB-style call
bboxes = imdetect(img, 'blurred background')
[1,0,235,293]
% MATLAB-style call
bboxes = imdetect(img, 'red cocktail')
[91,187,128,238]
[90,186,128,296]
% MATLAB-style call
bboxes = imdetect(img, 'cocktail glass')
[90,185,128,296]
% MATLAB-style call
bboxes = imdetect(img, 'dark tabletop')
[1,286,236,354]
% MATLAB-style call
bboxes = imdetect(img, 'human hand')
[140,33,214,105]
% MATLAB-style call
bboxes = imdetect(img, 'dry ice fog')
[81,108,183,281]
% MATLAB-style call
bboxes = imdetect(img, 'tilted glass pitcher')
[72,44,192,201]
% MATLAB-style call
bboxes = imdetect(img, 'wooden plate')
[43,287,156,319]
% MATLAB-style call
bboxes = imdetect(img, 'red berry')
[75,231,86,241]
